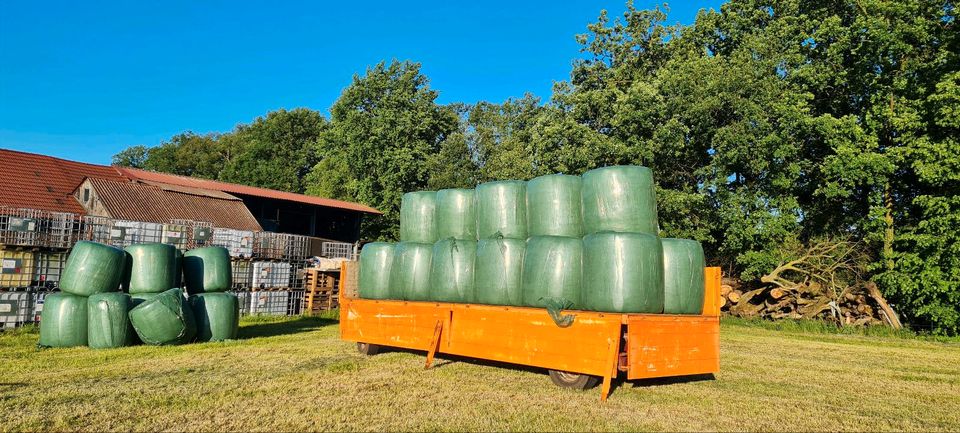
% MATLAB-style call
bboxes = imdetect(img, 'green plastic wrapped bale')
[582,232,664,313]
[474,236,525,306]
[183,247,232,294]
[435,188,477,240]
[429,238,477,303]
[389,242,433,301]
[189,293,239,342]
[128,288,196,345]
[124,243,178,294]
[527,174,583,237]
[581,165,659,235]
[400,191,438,243]
[358,242,395,300]
[130,293,160,308]
[87,292,134,349]
[60,241,126,296]
[521,236,582,308]
[38,293,88,348]
[475,180,527,239]
[662,238,706,314]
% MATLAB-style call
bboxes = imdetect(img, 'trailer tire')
[548,370,600,390]
[357,342,381,356]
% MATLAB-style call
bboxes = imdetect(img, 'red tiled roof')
[117,167,382,214]
[0,148,381,216]
[85,178,262,231]
[0,148,126,214]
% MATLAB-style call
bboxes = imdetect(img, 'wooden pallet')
[303,268,339,313]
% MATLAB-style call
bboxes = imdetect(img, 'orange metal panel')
[340,300,452,351]
[703,267,722,317]
[625,315,720,380]
[443,305,622,377]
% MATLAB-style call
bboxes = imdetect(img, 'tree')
[307,60,459,240]
[220,108,327,193]
[141,132,228,179]
[111,145,149,168]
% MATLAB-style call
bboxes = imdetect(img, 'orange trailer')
[339,263,721,401]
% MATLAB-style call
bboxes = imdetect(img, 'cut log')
[865,281,902,329]
[727,290,742,304]
[720,284,733,297]
[769,288,788,300]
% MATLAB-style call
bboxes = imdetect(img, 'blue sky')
[0,1,721,165]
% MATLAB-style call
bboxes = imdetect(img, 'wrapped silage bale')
[87,292,134,349]
[429,238,477,303]
[389,242,433,301]
[38,293,88,348]
[435,188,477,240]
[526,174,583,238]
[130,292,160,308]
[582,232,664,313]
[475,180,527,239]
[521,236,582,308]
[124,243,178,294]
[662,238,706,314]
[189,292,239,342]
[358,242,395,300]
[128,288,196,345]
[182,246,232,294]
[60,241,126,296]
[474,236,525,306]
[581,165,659,235]
[400,191,438,243]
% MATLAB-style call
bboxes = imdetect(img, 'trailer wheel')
[548,370,600,390]
[356,342,381,356]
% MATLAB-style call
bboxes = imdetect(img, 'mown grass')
[2,314,959,432]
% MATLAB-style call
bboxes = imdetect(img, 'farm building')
[0,148,380,326]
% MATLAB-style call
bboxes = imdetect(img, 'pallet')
[304,268,339,313]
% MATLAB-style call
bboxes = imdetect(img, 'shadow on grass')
[238,316,338,339]
[628,373,716,388]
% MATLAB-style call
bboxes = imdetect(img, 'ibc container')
[231,260,253,289]
[252,262,291,289]
[582,232,664,313]
[526,174,583,238]
[0,250,35,289]
[521,236,582,308]
[32,252,66,289]
[162,223,190,250]
[250,290,290,315]
[400,191,438,243]
[0,291,34,329]
[581,165,659,235]
[475,180,527,239]
[212,228,255,258]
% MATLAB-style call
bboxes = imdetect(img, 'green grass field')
[2,314,959,432]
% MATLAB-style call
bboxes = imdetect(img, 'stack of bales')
[183,247,239,342]
[39,241,130,348]
[39,242,238,348]
[357,165,705,315]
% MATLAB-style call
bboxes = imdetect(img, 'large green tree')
[306,60,459,240]
[220,108,327,193]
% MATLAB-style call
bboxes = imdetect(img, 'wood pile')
[720,240,902,328]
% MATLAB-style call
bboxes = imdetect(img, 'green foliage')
[308,60,459,240]
[220,108,327,193]
[111,145,149,168]
[109,0,959,333]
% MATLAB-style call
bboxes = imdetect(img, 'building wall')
[73,179,112,218]
[238,194,362,242]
